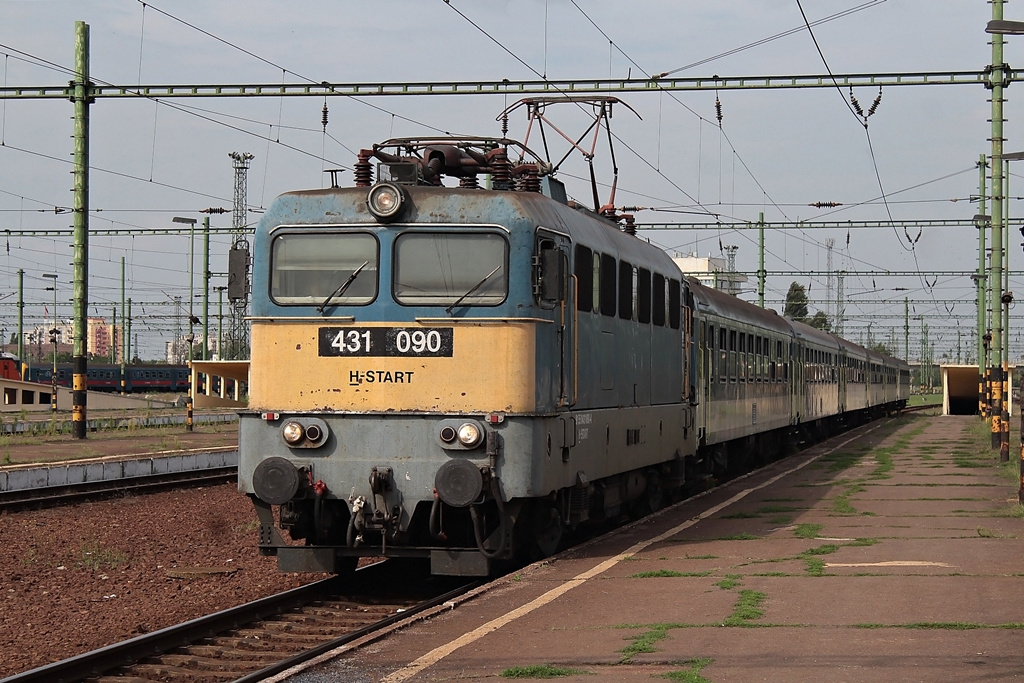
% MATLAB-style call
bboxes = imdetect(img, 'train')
[238,134,910,577]
[22,362,190,393]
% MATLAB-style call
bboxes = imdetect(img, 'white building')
[672,254,748,296]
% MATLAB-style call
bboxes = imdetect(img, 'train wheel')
[531,503,564,559]
[640,472,665,515]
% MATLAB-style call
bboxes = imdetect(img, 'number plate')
[318,327,454,357]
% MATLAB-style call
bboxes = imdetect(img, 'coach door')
[535,230,574,408]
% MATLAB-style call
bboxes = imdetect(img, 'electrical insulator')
[867,87,882,117]
[809,201,842,208]
[715,96,722,125]
[849,87,864,118]
[321,102,328,132]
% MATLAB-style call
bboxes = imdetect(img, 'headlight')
[457,422,483,447]
[282,421,305,445]
[367,182,407,222]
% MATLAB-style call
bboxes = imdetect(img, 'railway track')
[3,561,476,683]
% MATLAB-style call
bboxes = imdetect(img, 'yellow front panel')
[249,320,537,413]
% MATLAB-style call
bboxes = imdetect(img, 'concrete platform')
[271,414,1024,683]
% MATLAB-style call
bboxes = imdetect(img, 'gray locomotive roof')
[264,184,680,275]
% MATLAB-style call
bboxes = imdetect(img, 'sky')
[0,0,1016,362]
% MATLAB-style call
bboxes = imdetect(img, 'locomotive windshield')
[393,232,508,306]
[270,232,378,305]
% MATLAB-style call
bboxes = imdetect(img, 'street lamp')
[986,19,1024,34]
[173,216,198,432]
[42,273,57,413]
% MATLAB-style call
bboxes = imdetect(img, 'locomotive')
[238,135,909,576]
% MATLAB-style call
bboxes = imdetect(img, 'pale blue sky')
[0,1,1010,359]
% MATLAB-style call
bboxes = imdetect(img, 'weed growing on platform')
[499,664,589,678]
[802,544,840,556]
[715,533,759,541]
[804,557,826,576]
[630,570,713,579]
[618,624,676,662]
[794,523,822,539]
[830,492,857,515]
[819,450,860,473]
[685,554,718,560]
[715,575,742,590]
[723,590,766,625]
[660,658,714,683]
[848,538,879,546]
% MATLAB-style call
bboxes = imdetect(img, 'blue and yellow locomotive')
[239,135,909,576]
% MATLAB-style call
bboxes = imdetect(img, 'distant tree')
[784,282,808,322]
[808,311,832,331]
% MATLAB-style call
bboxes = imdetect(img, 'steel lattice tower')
[825,238,835,323]
[835,271,845,336]
[227,151,254,360]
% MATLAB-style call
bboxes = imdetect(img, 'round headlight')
[439,426,457,443]
[282,421,305,445]
[456,422,483,448]
[367,182,406,222]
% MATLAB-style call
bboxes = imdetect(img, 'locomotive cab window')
[394,231,508,306]
[575,245,593,312]
[271,231,379,306]
[535,235,566,306]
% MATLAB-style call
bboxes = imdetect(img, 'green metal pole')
[71,20,90,439]
[904,298,909,361]
[1003,160,1011,461]
[120,256,126,394]
[126,298,132,364]
[217,288,224,359]
[758,211,765,308]
[16,269,24,373]
[990,0,1005,450]
[978,155,989,417]
[202,216,210,361]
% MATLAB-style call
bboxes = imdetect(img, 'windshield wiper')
[445,265,502,315]
[317,261,369,314]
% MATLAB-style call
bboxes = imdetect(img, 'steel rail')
[0,578,344,683]
[0,574,479,683]
[232,580,481,683]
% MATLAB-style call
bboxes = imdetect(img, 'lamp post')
[215,286,227,360]
[974,209,990,418]
[42,273,57,413]
[988,12,1024,497]
[172,216,198,432]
